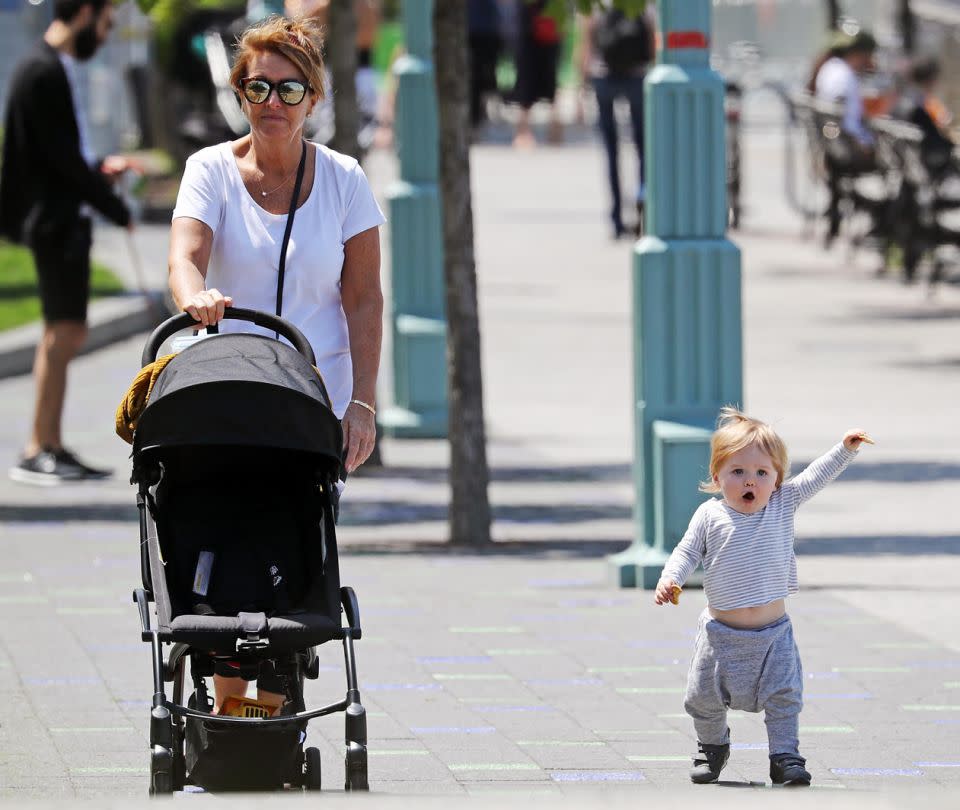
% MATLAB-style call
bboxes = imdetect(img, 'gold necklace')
[257,162,299,197]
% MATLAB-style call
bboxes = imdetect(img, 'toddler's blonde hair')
[700,406,789,493]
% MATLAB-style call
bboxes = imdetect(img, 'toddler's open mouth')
[743,492,755,502]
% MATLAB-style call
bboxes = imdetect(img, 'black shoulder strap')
[275,139,308,326]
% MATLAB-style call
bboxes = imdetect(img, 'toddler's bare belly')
[709,598,786,629]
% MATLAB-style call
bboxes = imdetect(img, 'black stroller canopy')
[133,334,342,465]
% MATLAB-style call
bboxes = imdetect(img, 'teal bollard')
[381,0,448,438]
[609,0,743,589]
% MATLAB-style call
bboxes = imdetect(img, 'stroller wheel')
[344,742,368,791]
[304,746,322,791]
[149,746,174,795]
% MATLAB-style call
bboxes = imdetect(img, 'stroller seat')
[166,611,341,652]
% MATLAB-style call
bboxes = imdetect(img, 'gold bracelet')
[350,398,377,416]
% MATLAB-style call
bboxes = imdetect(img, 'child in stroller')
[119,309,368,793]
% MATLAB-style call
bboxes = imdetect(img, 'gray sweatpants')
[683,610,803,756]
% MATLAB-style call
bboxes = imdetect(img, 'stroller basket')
[125,310,369,795]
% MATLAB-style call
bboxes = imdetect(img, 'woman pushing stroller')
[167,13,385,714]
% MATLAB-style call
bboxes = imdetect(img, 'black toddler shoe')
[770,753,812,786]
[690,741,729,784]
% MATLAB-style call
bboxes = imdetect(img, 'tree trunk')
[897,0,915,54]
[327,0,360,159]
[433,0,492,547]
[825,0,841,29]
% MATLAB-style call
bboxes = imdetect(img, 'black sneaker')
[53,448,112,480]
[9,448,111,486]
[770,753,811,786]
[690,741,730,784]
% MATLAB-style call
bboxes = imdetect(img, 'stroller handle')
[141,308,317,368]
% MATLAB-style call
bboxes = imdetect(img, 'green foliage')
[0,242,125,332]
[542,0,649,21]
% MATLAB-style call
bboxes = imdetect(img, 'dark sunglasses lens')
[243,80,271,104]
[278,81,307,105]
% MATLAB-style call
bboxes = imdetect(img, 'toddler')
[654,407,872,786]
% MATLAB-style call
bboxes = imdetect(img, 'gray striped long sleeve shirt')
[662,443,858,610]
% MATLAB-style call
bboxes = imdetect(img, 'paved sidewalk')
[1,113,959,804]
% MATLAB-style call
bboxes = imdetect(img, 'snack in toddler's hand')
[669,585,682,605]
[856,432,875,445]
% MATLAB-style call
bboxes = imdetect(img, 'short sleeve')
[172,150,224,233]
[340,160,386,243]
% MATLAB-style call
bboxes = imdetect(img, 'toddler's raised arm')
[786,442,858,507]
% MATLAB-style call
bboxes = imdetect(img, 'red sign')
[666,31,709,49]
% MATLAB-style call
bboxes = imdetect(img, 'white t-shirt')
[172,141,386,418]
[815,56,873,146]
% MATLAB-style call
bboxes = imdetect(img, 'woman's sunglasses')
[239,77,310,106]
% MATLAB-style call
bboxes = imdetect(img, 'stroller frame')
[130,310,369,794]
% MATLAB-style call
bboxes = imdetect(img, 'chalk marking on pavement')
[805,692,874,700]
[593,729,681,736]
[368,750,431,756]
[902,704,960,711]
[411,727,497,734]
[731,743,768,750]
[448,763,540,772]
[0,595,48,604]
[588,666,668,673]
[50,727,136,733]
[832,666,911,673]
[944,682,960,688]
[865,642,934,649]
[657,713,689,719]
[0,573,33,582]
[450,626,524,634]
[361,682,442,691]
[627,641,694,649]
[525,678,603,686]
[460,697,515,703]
[468,705,555,713]
[617,687,685,694]
[914,762,960,767]
[418,655,493,664]
[486,648,557,656]
[548,771,645,782]
[24,676,101,686]
[433,673,512,681]
[800,725,856,733]
[627,755,689,762]
[516,741,604,747]
[830,768,923,777]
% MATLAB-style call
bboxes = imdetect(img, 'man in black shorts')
[1,0,134,484]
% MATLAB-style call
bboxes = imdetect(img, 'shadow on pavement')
[0,503,137,522]
[792,460,960,483]
[796,534,960,555]
[355,463,632,484]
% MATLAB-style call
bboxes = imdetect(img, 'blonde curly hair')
[230,15,326,101]
[700,406,789,493]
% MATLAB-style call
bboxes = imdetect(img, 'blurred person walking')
[0,0,135,485]
[510,0,563,148]
[580,2,656,238]
[468,0,502,130]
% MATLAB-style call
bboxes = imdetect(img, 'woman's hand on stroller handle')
[183,288,233,329]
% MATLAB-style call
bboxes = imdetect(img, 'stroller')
[126,309,368,794]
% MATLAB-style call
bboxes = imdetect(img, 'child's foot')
[769,753,811,786]
[690,741,729,784]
